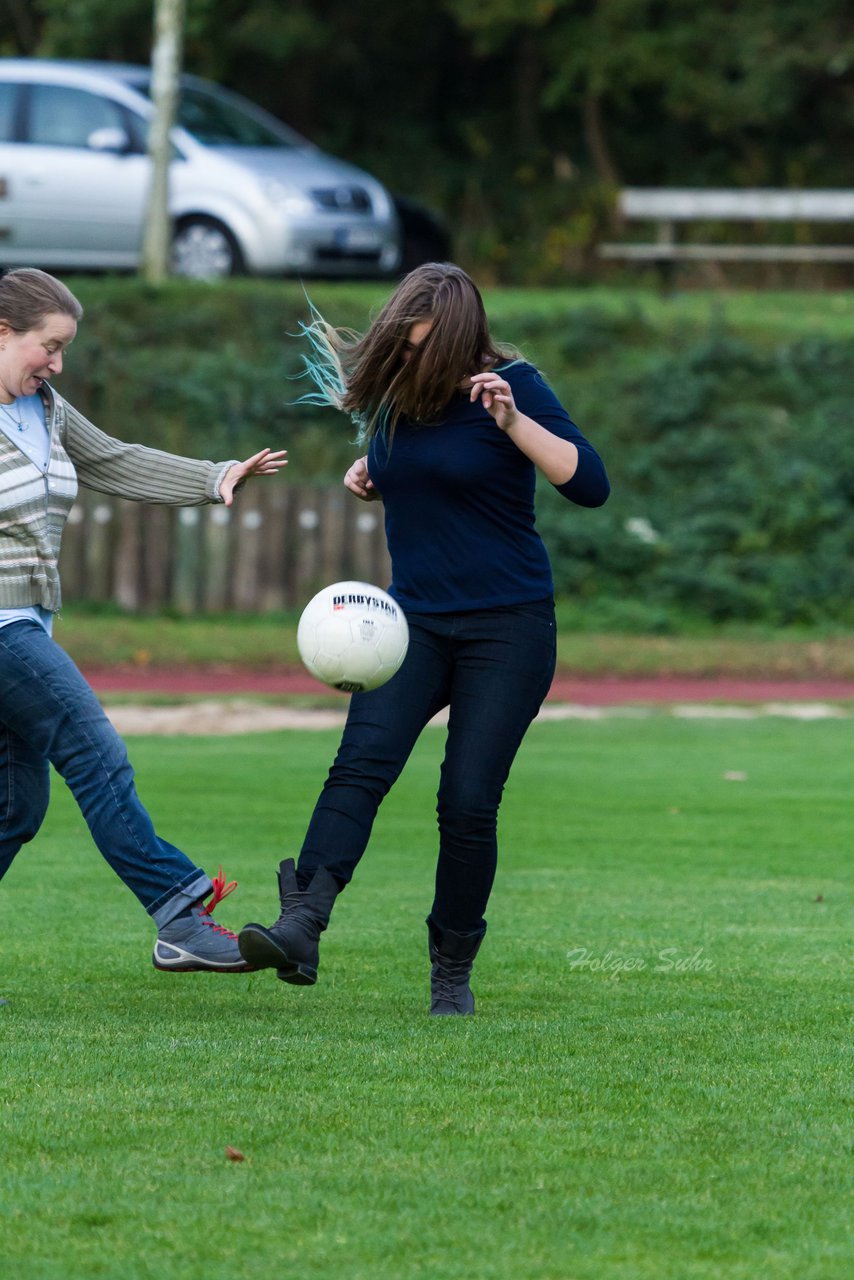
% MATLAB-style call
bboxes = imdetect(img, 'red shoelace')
[201,866,240,937]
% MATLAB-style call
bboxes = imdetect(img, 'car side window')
[29,84,126,148]
[0,82,17,142]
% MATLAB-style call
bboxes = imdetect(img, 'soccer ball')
[297,581,409,693]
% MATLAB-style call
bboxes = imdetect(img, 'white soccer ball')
[297,581,409,693]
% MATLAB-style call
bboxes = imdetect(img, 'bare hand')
[220,449,287,507]
[469,372,519,433]
[344,456,382,502]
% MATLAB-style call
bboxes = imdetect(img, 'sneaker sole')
[152,942,252,973]
[238,924,317,985]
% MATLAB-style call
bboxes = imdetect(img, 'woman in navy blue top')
[239,263,609,1014]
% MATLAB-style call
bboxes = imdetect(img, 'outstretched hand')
[469,372,519,432]
[220,449,287,507]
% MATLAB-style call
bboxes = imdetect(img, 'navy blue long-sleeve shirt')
[366,361,609,613]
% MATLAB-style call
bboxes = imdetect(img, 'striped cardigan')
[0,385,235,612]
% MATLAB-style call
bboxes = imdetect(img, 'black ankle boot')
[238,859,339,985]
[427,918,487,1016]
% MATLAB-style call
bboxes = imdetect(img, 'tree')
[141,0,185,282]
[18,0,854,282]
[1,0,40,54]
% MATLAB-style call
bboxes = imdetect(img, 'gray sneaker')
[153,872,252,972]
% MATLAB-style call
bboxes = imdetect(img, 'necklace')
[0,400,28,433]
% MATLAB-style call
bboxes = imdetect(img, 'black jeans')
[297,599,556,933]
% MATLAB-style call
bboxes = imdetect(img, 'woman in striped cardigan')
[0,268,285,975]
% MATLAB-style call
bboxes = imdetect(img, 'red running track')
[81,666,854,705]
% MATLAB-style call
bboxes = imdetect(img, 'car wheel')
[171,217,244,278]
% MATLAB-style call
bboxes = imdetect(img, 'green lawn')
[257,280,854,345]
[481,284,854,343]
[52,604,854,679]
[0,716,851,1280]
[74,276,854,344]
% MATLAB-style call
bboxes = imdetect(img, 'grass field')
[481,284,854,343]
[52,604,854,679]
[233,280,854,346]
[74,277,854,345]
[0,715,851,1280]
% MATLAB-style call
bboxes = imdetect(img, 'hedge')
[56,279,853,627]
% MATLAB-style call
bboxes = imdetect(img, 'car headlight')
[370,186,393,219]
[262,180,316,217]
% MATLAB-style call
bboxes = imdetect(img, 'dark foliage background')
[4,1,854,282]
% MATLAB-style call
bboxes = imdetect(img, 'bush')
[60,279,854,626]
[537,330,854,624]
[62,277,372,472]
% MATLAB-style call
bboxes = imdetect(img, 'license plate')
[334,227,381,250]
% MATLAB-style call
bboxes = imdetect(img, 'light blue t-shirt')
[0,394,55,635]
[0,392,51,469]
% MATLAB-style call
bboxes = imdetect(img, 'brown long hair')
[299,263,517,442]
[0,268,83,332]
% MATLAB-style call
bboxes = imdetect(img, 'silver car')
[0,58,401,278]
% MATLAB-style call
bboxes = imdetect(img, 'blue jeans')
[297,600,557,933]
[0,622,211,927]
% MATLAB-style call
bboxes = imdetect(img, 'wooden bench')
[598,189,854,280]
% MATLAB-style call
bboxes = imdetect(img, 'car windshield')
[134,78,303,148]
[178,86,302,147]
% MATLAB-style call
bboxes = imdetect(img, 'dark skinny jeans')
[297,599,556,933]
